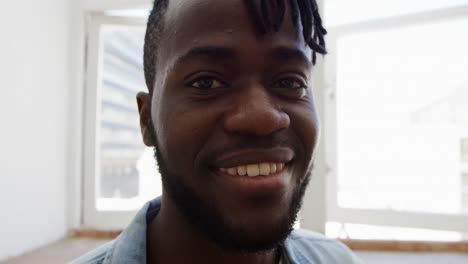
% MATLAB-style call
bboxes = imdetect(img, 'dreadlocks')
[243,0,327,64]
[143,0,327,92]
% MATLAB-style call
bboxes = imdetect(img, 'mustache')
[148,118,300,163]
[206,133,295,160]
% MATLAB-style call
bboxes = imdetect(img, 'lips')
[212,147,294,169]
[209,147,294,194]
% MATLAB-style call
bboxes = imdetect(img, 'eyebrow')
[269,47,312,68]
[173,46,237,67]
[172,45,312,69]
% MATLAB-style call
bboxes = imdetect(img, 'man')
[73,0,363,263]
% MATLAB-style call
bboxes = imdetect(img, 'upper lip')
[212,147,295,168]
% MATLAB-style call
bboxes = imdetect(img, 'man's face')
[143,0,319,252]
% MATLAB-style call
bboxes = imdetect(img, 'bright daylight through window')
[325,0,468,241]
[96,23,161,212]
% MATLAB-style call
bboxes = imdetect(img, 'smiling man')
[73,0,363,263]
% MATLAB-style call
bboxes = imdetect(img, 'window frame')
[324,3,468,234]
[82,13,148,230]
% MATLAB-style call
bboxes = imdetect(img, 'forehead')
[156,0,310,72]
[165,0,249,34]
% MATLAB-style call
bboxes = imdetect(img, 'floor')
[356,251,468,264]
[2,239,468,264]
[0,238,110,264]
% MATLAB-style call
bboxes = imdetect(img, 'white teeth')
[247,164,260,177]
[259,163,270,175]
[270,163,277,173]
[227,167,237,176]
[237,165,247,176]
[220,162,286,177]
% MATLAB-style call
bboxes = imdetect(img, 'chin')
[220,214,295,253]
[155,144,310,253]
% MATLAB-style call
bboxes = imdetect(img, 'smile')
[219,162,286,177]
[210,147,294,193]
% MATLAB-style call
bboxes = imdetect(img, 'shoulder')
[69,241,114,264]
[284,229,364,264]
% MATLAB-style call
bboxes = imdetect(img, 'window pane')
[326,222,464,241]
[105,9,150,17]
[324,0,468,26]
[462,138,468,214]
[97,25,161,211]
[336,18,468,215]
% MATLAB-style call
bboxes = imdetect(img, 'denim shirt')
[71,197,363,264]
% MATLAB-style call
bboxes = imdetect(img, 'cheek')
[155,101,219,175]
[290,106,320,162]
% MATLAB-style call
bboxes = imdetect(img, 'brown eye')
[189,77,226,89]
[272,77,307,90]
[271,76,308,99]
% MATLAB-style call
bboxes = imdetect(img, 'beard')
[149,121,311,254]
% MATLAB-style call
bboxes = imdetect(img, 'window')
[462,138,468,215]
[324,1,468,240]
[83,12,159,229]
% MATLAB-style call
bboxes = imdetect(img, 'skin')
[137,0,319,263]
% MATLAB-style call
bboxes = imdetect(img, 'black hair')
[143,0,327,92]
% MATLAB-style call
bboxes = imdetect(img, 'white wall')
[81,0,150,11]
[0,0,71,260]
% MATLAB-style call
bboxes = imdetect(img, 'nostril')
[223,106,290,136]
[223,82,290,135]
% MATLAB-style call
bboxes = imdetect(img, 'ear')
[136,92,155,147]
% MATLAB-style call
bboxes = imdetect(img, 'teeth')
[227,167,237,176]
[270,163,277,173]
[259,163,270,175]
[247,164,259,177]
[237,165,247,176]
[220,162,286,177]
[277,163,284,171]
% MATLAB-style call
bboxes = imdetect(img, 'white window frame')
[83,13,148,230]
[324,4,468,233]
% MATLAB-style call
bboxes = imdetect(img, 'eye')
[188,76,227,89]
[271,76,309,99]
[272,77,308,90]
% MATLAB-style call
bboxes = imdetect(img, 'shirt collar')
[103,197,161,264]
[103,197,293,264]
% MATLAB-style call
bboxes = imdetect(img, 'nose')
[223,82,290,136]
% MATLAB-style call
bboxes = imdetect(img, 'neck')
[147,195,279,264]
